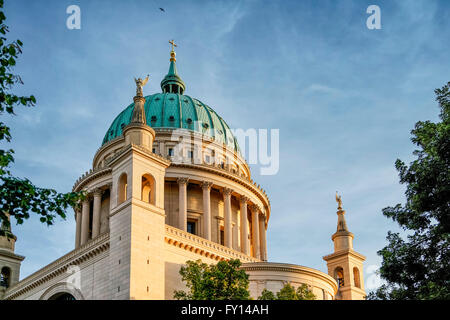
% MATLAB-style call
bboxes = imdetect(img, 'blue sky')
[2,0,449,291]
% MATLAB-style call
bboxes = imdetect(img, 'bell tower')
[108,75,170,299]
[0,214,25,299]
[323,193,366,300]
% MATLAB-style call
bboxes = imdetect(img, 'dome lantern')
[160,40,186,94]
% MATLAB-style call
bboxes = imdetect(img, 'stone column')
[80,198,90,245]
[232,222,238,250]
[259,213,267,261]
[240,196,249,255]
[201,181,213,241]
[223,188,233,248]
[251,205,261,259]
[92,189,102,239]
[159,141,165,156]
[177,177,189,232]
[75,209,82,248]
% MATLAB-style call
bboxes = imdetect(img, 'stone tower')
[0,214,25,299]
[323,193,366,300]
[108,75,170,299]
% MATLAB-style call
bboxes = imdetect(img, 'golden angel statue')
[335,192,343,210]
[134,74,149,97]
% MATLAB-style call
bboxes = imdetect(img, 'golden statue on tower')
[134,75,149,97]
[335,192,343,210]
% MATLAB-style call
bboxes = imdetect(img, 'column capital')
[92,188,103,197]
[250,204,260,213]
[201,181,213,190]
[240,195,250,204]
[177,177,189,185]
[223,187,233,196]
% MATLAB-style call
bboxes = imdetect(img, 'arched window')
[353,267,361,288]
[1,267,11,288]
[49,292,76,300]
[334,267,344,288]
[141,174,156,205]
[118,173,128,204]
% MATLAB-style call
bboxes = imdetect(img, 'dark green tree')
[275,283,297,300]
[0,0,83,236]
[370,82,450,300]
[174,259,251,300]
[257,288,276,300]
[294,283,316,300]
[257,283,315,300]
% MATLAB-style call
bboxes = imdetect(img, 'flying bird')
[159,8,165,12]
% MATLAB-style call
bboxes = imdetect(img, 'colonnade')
[75,179,268,261]
[75,187,108,248]
[177,177,268,261]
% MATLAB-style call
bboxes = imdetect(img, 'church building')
[0,42,366,300]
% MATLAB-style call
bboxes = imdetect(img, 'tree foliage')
[173,259,251,300]
[0,0,83,236]
[257,283,316,300]
[369,82,450,300]
[258,288,277,300]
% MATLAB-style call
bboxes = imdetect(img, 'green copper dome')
[102,93,241,153]
[103,44,241,154]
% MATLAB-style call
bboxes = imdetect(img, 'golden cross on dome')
[169,39,177,51]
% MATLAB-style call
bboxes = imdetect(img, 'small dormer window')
[120,124,125,130]
[202,123,209,129]
[186,118,192,124]
[218,129,223,135]
[155,97,161,101]
[151,116,157,122]
[169,97,175,101]
[169,116,175,122]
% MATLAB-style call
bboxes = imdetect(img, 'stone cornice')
[240,262,338,293]
[75,143,171,193]
[72,167,112,192]
[92,135,125,168]
[165,225,259,263]
[323,249,366,262]
[107,143,171,169]
[0,249,25,262]
[3,233,110,300]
